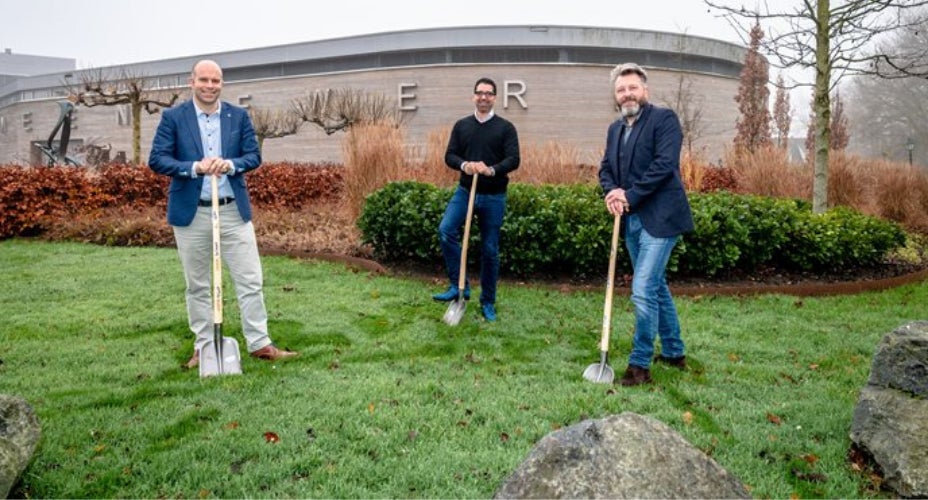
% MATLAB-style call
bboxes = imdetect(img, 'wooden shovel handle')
[211,175,223,324]
[457,173,479,293]
[600,213,621,351]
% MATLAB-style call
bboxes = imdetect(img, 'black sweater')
[444,114,520,194]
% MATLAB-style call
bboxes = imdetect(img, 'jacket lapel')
[182,101,204,158]
[220,103,232,158]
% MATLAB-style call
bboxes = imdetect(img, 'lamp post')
[906,138,915,166]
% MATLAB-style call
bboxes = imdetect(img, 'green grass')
[0,239,922,498]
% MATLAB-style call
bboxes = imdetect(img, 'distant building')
[0,25,744,166]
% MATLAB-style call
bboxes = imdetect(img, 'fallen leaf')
[802,453,819,465]
[682,411,694,425]
[499,432,510,442]
[766,412,782,425]
[264,431,280,443]
[407,430,418,442]
[368,402,375,414]
[792,469,827,482]
[727,352,741,362]
[224,421,240,430]
[808,363,819,370]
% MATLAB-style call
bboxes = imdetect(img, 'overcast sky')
[4,0,748,67]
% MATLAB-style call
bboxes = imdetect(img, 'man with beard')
[598,63,694,386]
[433,77,521,322]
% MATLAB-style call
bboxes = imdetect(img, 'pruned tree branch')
[248,106,302,152]
[66,68,180,164]
[291,88,404,135]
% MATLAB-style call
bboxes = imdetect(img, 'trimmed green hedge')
[358,181,906,278]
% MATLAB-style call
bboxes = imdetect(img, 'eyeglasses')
[474,91,496,97]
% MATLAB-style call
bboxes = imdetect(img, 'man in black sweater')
[433,77,521,322]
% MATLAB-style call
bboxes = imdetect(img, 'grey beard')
[621,102,640,118]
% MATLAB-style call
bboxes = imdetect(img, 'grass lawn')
[1,239,923,498]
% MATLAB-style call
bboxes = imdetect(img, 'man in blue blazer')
[598,62,694,387]
[149,59,296,369]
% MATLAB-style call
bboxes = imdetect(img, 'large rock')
[850,321,928,498]
[494,412,750,499]
[0,395,41,498]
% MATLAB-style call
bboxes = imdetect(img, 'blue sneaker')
[433,285,470,302]
[481,303,497,322]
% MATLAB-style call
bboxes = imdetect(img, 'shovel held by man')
[199,175,243,377]
[442,173,480,326]
[583,213,622,384]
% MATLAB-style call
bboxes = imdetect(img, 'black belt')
[199,197,234,207]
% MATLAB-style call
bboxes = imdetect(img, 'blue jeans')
[438,186,506,305]
[624,214,684,368]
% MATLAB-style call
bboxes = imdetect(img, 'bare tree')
[248,106,302,152]
[733,22,772,153]
[806,87,851,158]
[68,68,180,164]
[846,18,928,164]
[772,74,793,150]
[291,88,403,135]
[830,89,849,151]
[705,0,928,212]
[658,31,708,156]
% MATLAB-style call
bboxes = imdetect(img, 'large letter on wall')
[504,80,527,109]
[398,83,418,111]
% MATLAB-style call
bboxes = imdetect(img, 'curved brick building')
[0,25,744,166]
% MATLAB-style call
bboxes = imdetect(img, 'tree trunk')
[812,0,831,214]
[132,101,142,165]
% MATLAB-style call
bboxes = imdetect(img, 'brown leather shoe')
[654,355,687,370]
[250,344,298,361]
[618,365,652,386]
[183,350,199,370]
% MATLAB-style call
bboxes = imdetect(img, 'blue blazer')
[148,99,261,227]
[598,103,694,238]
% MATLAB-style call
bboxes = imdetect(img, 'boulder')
[0,395,41,498]
[851,321,928,498]
[494,412,750,499]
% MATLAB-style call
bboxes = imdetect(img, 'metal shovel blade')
[583,352,615,384]
[200,335,243,377]
[442,296,467,326]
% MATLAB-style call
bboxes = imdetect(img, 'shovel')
[443,173,479,326]
[583,213,622,384]
[200,175,243,377]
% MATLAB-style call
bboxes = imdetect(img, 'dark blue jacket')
[148,99,261,226]
[598,103,694,238]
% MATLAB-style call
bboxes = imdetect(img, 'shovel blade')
[583,351,614,384]
[200,336,243,377]
[442,298,466,326]
[583,362,615,384]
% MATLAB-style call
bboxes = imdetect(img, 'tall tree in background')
[733,22,772,153]
[830,89,849,151]
[806,88,850,158]
[659,30,708,157]
[846,15,928,164]
[772,74,792,150]
[68,68,180,164]
[705,0,928,213]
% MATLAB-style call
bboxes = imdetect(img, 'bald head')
[189,60,223,113]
